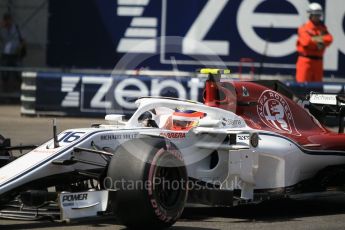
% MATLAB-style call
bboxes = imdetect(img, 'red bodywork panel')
[204,80,345,151]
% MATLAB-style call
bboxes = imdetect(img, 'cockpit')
[137,107,206,131]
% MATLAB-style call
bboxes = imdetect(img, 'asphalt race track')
[1,105,345,230]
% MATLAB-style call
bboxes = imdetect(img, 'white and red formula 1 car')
[1,69,345,229]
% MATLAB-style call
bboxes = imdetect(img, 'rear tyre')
[105,137,187,229]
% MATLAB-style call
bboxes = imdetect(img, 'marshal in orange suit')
[296,2,333,82]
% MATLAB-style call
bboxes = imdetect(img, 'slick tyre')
[105,137,188,229]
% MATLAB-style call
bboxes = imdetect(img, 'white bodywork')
[1,97,345,202]
[59,190,109,220]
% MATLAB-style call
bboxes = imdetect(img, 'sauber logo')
[257,90,299,135]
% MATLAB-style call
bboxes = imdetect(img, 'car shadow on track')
[180,195,345,223]
[1,218,213,230]
[2,196,345,230]
[1,218,116,230]
[1,215,217,230]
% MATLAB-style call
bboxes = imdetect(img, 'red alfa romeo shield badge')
[257,90,300,135]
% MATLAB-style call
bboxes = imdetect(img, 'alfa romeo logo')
[257,90,300,135]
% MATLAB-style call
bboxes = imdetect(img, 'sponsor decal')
[309,94,343,106]
[62,193,88,202]
[160,132,186,139]
[257,90,300,135]
[33,148,58,153]
[242,86,249,97]
[62,202,74,207]
[62,193,88,207]
[221,118,243,127]
[237,134,249,141]
[100,133,138,141]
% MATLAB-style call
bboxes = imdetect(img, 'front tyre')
[105,137,187,229]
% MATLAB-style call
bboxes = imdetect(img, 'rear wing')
[307,92,345,133]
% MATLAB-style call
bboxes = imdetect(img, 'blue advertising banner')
[35,72,345,117]
[36,73,206,116]
[47,0,345,77]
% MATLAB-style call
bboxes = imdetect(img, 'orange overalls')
[296,20,333,82]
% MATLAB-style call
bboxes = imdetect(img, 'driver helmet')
[169,108,206,131]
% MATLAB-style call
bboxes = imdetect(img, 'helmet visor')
[172,116,198,130]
